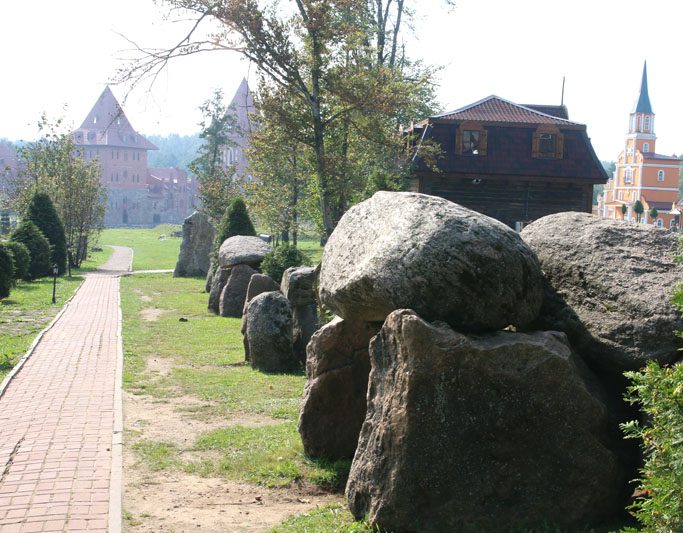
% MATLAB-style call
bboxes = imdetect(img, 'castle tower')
[600,63,681,228]
[220,78,255,185]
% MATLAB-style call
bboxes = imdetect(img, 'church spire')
[633,61,653,114]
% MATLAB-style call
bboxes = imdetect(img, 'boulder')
[173,211,215,277]
[218,235,272,269]
[219,264,257,318]
[282,266,319,362]
[241,273,281,360]
[299,318,381,459]
[205,260,215,293]
[346,309,630,532]
[208,266,231,314]
[319,191,543,332]
[246,292,297,372]
[281,266,317,306]
[521,212,683,377]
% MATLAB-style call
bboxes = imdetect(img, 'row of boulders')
[297,191,682,531]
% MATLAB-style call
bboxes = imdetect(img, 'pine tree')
[26,192,67,274]
[215,198,256,247]
[11,221,52,280]
[4,241,31,281]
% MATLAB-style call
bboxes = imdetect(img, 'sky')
[1,0,682,162]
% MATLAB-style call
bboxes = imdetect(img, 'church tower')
[600,63,681,228]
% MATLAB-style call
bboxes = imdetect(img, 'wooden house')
[408,96,607,229]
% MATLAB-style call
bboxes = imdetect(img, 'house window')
[462,131,481,155]
[643,142,650,153]
[618,190,623,200]
[538,134,556,157]
[656,219,663,228]
[532,126,563,159]
[456,122,487,156]
[644,116,651,130]
[657,170,665,181]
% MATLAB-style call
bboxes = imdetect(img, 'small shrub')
[0,243,15,298]
[26,192,67,273]
[261,243,309,284]
[211,197,257,267]
[11,221,52,280]
[5,241,31,281]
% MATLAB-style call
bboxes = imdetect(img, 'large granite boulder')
[299,318,381,460]
[173,211,215,277]
[245,292,297,372]
[219,264,257,318]
[346,309,630,531]
[208,266,231,313]
[521,212,683,377]
[319,191,544,332]
[282,266,319,362]
[241,274,281,361]
[218,236,272,269]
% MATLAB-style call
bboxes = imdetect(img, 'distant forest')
[145,133,203,172]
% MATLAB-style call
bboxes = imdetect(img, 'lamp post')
[51,264,58,304]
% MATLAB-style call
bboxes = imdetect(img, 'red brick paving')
[0,247,131,532]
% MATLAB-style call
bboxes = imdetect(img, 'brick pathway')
[0,246,132,532]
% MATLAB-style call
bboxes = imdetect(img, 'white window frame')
[657,170,665,181]
[655,219,663,228]
[643,142,650,153]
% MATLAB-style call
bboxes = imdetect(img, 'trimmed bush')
[261,243,309,284]
[11,221,52,280]
[0,243,15,299]
[215,198,256,245]
[26,192,67,274]
[5,241,31,281]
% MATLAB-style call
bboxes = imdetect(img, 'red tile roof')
[433,96,581,126]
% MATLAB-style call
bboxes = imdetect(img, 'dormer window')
[532,125,564,159]
[456,122,488,156]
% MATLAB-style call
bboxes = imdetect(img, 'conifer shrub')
[211,197,257,265]
[261,243,309,285]
[11,221,52,280]
[26,192,67,274]
[0,243,15,299]
[215,197,256,245]
[4,241,31,281]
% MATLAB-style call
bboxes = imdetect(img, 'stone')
[173,211,214,277]
[521,212,683,377]
[346,309,630,532]
[218,235,272,269]
[319,191,544,332]
[282,266,319,361]
[219,264,257,318]
[205,259,216,293]
[246,292,297,372]
[208,266,231,314]
[240,273,281,361]
[299,318,381,460]
[281,266,317,306]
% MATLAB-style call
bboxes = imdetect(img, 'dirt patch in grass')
[123,467,341,532]
[140,308,167,321]
[124,390,342,531]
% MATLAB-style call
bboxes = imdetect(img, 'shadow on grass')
[305,457,352,492]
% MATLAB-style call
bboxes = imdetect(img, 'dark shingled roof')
[643,152,681,161]
[633,62,654,114]
[433,96,581,126]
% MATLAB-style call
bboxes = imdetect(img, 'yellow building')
[600,63,681,229]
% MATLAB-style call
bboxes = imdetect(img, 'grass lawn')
[0,247,111,382]
[97,224,182,270]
